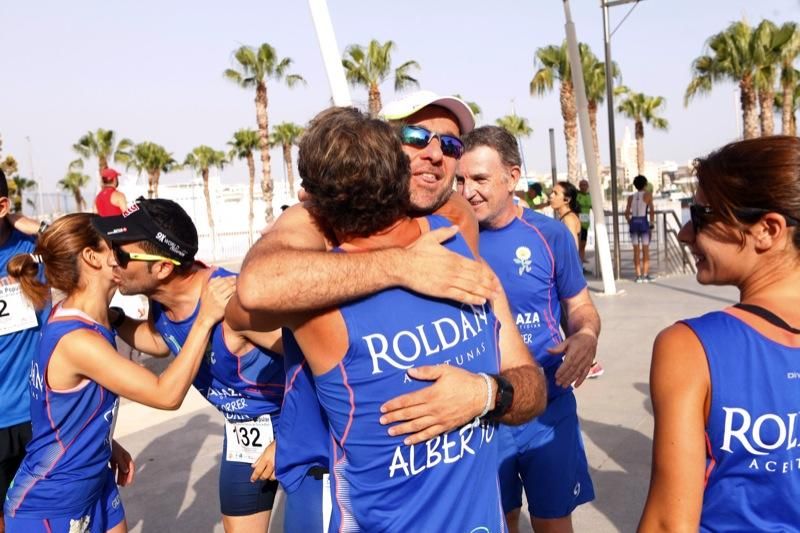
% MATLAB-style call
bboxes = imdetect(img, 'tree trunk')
[255,81,274,223]
[792,112,797,137]
[635,121,645,175]
[588,99,601,178]
[283,143,296,200]
[368,83,383,118]
[781,79,794,135]
[73,191,85,212]
[560,82,579,181]
[148,169,161,199]
[202,169,217,258]
[246,152,255,245]
[740,76,759,140]
[758,87,775,136]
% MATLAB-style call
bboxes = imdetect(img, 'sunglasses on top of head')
[399,125,465,159]
[111,243,181,268]
[689,204,800,234]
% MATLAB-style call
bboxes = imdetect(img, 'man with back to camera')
[227,92,570,531]
[90,198,284,533]
[457,126,601,533]
[230,105,546,531]
[95,168,128,216]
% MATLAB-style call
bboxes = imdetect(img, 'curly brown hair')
[298,106,411,239]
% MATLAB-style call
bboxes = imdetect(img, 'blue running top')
[151,268,285,421]
[275,329,330,494]
[5,308,118,518]
[479,208,585,400]
[315,215,506,532]
[0,230,50,428]
[683,310,800,531]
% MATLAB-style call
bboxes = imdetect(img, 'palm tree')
[496,114,533,175]
[342,39,420,117]
[58,168,91,212]
[224,43,305,223]
[228,129,261,243]
[778,22,800,135]
[752,20,795,136]
[584,56,621,176]
[73,128,133,182]
[685,20,788,139]
[531,41,595,180]
[616,88,669,175]
[10,176,36,213]
[184,146,227,254]
[124,142,176,199]
[269,123,304,202]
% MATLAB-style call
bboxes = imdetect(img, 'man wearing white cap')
[230,92,548,531]
[95,167,127,216]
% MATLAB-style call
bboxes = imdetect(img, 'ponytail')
[7,253,49,310]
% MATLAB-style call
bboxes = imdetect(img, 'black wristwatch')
[484,374,514,421]
[109,307,126,329]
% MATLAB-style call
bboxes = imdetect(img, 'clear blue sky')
[2,0,799,192]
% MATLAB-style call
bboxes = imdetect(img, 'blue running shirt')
[151,268,285,421]
[5,308,118,518]
[275,329,329,494]
[684,311,800,531]
[314,215,506,532]
[0,230,50,428]
[479,209,585,400]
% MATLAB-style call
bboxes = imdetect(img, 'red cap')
[101,168,120,182]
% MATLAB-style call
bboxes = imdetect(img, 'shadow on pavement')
[122,413,224,532]
[579,382,654,532]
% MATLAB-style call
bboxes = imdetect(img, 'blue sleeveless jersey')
[275,329,330,493]
[151,268,285,421]
[683,311,800,531]
[5,312,118,518]
[315,215,506,532]
[0,230,50,428]
[479,209,585,400]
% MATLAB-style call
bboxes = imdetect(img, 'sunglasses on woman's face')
[399,125,465,159]
[689,204,800,234]
[111,243,181,268]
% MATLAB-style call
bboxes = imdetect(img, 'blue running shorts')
[5,468,125,533]
[219,424,279,516]
[498,391,595,519]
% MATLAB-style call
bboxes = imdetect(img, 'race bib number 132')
[224,414,274,463]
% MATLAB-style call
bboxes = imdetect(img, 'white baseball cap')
[379,90,476,134]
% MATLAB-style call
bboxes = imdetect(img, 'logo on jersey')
[721,406,800,474]
[513,246,532,275]
[29,361,44,399]
[363,303,490,375]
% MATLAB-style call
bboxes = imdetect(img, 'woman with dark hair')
[639,136,800,531]
[550,181,581,248]
[3,213,233,533]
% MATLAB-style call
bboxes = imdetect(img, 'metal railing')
[592,209,696,277]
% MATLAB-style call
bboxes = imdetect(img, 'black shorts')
[579,227,588,242]
[0,421,32,511]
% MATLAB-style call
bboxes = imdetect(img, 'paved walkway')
[114,273,738,532]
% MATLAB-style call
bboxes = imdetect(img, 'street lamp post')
[601,0,642,279]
